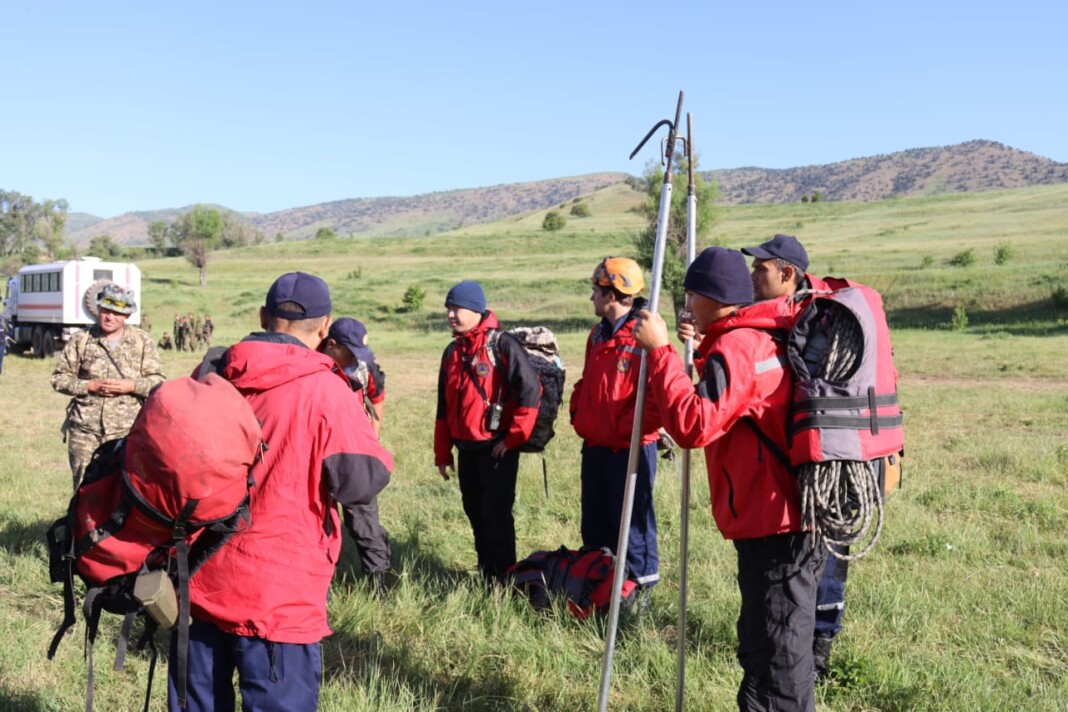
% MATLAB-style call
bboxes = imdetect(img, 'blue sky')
[2,1,1065,218]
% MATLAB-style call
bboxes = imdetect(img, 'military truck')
[3,258,142,358]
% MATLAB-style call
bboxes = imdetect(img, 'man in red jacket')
[171,272,393,712]
[570,257,662,597]
[634,247,823,712]
[434,280,541,582]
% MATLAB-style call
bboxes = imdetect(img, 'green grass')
[2,185,1068,710]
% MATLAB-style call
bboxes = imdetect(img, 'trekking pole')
[598,90,684,712]
[675,111,697,712]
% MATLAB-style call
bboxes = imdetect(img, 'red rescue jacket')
[647,298,804,540]
[570,300,662,449]
[434,311,541,465]
[188,334,393,643]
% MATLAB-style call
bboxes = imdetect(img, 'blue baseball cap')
[741,234,810,273]
[265,272,331,319]
[328,317,374,363]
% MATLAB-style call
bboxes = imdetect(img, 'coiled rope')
[796,302,884,561]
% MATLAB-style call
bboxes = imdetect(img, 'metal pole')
[598,90,684,712]
[675,111,697,712]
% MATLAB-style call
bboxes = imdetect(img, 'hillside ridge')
[65,140,1068,247]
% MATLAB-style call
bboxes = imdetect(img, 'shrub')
[919,254,935,269]
[948,249,976,267]
[1052,286,1068,310]
[347,267,362,280]
[402,285,425,312]
[993,243,1013,265]
[570,203,591,218]
[314,227,337,240]
[542,211,566,232]
[951,305,969,331]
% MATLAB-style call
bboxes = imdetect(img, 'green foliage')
[632,153,719,311]
[315,227,338,240]
[994,242,1014,265]
[951,305,969,331]
[87,234,123,259]
[542,211,566,232]
[0,189,69,259]
[274,232,285,243]
[569,203,591,218]
[402,284,425,312]
[801,195,809,203]
[811,192,822,202]
[948,248,976,267]
[919,254,935,269]
[169,205,225,287]
[348,267,363,280]
[1052,286,1068,310]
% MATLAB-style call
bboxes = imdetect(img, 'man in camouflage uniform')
[174,314,186,352]
[51,284,165,489]
[186,312,200,351]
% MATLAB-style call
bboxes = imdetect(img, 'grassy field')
[1,184,1067,710]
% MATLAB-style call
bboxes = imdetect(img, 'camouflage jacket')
[51,325,166,440]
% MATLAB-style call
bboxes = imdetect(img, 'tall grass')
[1,185,1067,710]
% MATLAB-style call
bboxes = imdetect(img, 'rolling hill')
[64,140,1068,248]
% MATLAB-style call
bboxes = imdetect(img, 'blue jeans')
[168,619,321,712]
[580,442,659,586]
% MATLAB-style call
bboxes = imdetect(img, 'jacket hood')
[222,337,343,393]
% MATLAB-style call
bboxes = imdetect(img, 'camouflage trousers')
[67,427,105,491]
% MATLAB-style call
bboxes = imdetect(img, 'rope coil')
[796,301,885,561]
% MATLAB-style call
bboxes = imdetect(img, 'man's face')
[447,305,482,335]
[685,291,720,332]
[322,339,356,370]
[97,308,128,337]
[751,258,794,300]
[590,286,612,318]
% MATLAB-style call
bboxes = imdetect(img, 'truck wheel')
[83,279,113,320]
[42,328,57,358]
[31,327,44,359]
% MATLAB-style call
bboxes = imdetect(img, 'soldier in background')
[174,315,186,352]
[51,284,165,489]
[201,315,214,348]
[186,312,200,351]
[158,332,174,350]
[142,314,152,333]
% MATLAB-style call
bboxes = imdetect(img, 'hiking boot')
[813,636,834,680]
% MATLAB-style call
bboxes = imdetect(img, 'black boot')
[813,636,834,680]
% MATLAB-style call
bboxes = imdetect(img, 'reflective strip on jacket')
[646,301,802,540]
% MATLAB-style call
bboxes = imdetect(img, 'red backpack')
[508,546,637,620]
[46,373,264,710]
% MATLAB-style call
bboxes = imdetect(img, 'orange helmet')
[591,257,644,295]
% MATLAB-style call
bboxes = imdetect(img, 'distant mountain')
[64,141,1068,247]
[705,140,1068,204]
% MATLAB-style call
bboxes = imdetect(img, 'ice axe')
[675,111,697,712]
[597,90,684,712]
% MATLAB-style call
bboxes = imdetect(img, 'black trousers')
[457,446,519,579]
[342,496,391,575]
[734,532,824,712]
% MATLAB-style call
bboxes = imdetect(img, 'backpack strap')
[170,498,199,710]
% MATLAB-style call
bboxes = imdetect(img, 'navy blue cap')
[328,317,374,363]
[683,247,754,305]
[265,272,332,319]
[741,234,809,272]
[444,280,486,313]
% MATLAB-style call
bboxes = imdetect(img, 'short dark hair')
[773,258,806,288]
[596,284,634,305]
[267,302,328,334]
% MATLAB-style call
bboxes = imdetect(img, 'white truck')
[3,258,142,358]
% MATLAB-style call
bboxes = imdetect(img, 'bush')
[570,203,591,218]
[1051,286,1068,310]
[919,254,935,269]
[402,285,425,312]
[951,305,969,331]
[948,249,976,267]
[542,211,566,232]
[993,243,1014,265]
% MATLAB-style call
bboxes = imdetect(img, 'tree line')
[2,191,265,286]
